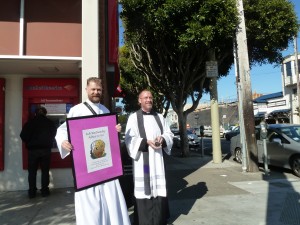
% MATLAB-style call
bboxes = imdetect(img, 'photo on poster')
[82,126,113,173]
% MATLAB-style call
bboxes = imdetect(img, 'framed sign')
[66,113,123,191]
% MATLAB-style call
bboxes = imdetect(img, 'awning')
[269,109,291,115]
[254,112,266,118]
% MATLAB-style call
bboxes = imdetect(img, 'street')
[174,136,298,177]
[174,136,231,158]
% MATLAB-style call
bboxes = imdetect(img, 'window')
[293,88,297,95]
[286,61,292,76]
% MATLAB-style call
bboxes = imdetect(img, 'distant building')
[281,54,300,124]
[188,103,239,129]
[253,92,290,124]
[165,109,178,128]
[166,54,300,129]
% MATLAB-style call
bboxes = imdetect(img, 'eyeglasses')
[140,96,153,100]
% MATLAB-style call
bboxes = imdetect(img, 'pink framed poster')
[66,113,123,191]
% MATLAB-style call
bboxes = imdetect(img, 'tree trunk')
[177,111,190,157]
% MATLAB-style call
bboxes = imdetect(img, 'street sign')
[206,61,218,78]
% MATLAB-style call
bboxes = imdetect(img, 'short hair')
[87,77,102,87]
[35,106,47,116]
[138,89,152,99]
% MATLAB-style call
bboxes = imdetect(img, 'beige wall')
[0,75,74,191]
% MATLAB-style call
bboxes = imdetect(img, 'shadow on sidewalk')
[164,149,209,223]
[0,188,75,225]
[262,166,300,225]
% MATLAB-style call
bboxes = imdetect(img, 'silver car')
[172,129,200,149]
[230,124,300,177]
[225,126,240,141]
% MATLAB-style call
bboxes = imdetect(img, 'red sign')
[23,78,79,97]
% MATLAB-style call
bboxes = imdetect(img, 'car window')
[295,127,300,136]
[292,127,300,142]
[281,128,292,137]
[278,126,300,142]
[268,131,290,144]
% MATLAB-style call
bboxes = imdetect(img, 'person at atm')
[55,77,130,225]
[20,106,57,198]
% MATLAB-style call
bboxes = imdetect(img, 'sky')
[202,0,300,103]
[118,0,300,104]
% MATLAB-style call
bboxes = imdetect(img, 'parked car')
[195,126,225,137]
[225,126,240,141]
[230,124,300,177]
[172,129,200,149]
[220,127,225,138]
[224,125,238,135]
[203,126,212,137]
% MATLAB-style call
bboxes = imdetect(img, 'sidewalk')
[166,152,300,225]
[1,152,300,225]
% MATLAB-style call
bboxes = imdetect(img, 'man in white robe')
[125,90,173,225]
[55,77,130,225]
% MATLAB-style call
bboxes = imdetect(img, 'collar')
[142,110,154,115]
[86,99,100,108]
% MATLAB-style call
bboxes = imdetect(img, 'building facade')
[239,54,300,125]
[281,54,300,124]
[0,0,119,191]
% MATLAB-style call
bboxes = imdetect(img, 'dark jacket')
[20,115,57,150]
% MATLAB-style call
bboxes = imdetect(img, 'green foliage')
[120,0,299,156]
[120,0,239,113]
[119,45,166,113]
[244,0,299,65]
[122,0,238,52]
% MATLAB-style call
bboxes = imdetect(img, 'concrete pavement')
[1,151,300,225]
[166,152,300,225]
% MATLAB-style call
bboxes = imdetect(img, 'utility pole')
[294,35,300,123]
[235,0,259,172]
[207,50,222,164]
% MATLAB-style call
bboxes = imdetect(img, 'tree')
[119,45,170,115]
[120,0,299,157]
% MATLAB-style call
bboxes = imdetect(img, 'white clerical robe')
[124,112,173,199]
[55,99,130,225]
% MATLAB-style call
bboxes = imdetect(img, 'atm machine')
[22,78,80,169]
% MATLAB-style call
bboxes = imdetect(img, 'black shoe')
[28,190,36,199]
[41,189,50,197]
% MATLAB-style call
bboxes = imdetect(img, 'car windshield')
[277,126,300,142]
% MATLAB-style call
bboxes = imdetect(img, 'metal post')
[294,35,300,123]
[233,38,247,172]
[200,125,205,157]
[262,139,269,174]
[201,136,204,157]
[260,120,269,175]
[238,83,247,172]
